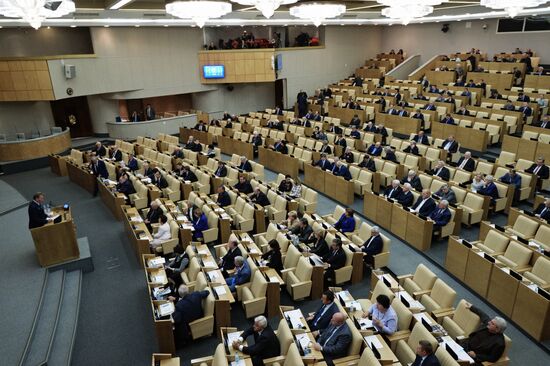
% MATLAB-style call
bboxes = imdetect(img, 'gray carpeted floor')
[0,178,28,213]
[1,165,549,365]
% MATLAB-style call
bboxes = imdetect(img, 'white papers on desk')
[227,331,241,346]
[49,214,61,222]
[528,283,539,292]
[231,360,245,366]
[176,214,187,221]
[105,179,118,186]
[348,300,362,312]
[295,333,311,350]
[214,286,227,296]
[139,233,150,241]
[364,335,383,349]
[309,254,325,266]
[198,249,209,256]
[500,267,510,274]
[207,271,220,281]
[215,208,225,214]
[221,213,232,220]
[284,309,304,329]
[150,272,167,284]
[440,336,475,363]
[131,216,143,222]
[203,259,217,268]
[337,290,352,302]
[269,276,279,283]
[413,312,433,325]
[142,177,152,184]
[358,318,373,329]
[157,302,175,317]
[147,257,165,268]
[249,247,260,254]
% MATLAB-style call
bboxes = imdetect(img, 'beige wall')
[0,102,54,137]
[380,19,550,64]
[192,83,275,116]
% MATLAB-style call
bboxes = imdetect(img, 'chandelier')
[0,0,75,29]
[289,3,346,27]
[480,0,549,18]
[377,0,448,24]
[231,0,297,19]
[165,1,232,27]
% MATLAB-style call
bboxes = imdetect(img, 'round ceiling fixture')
[289,3,346,27]
[165,1,232,28]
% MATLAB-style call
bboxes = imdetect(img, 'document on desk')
[231,360,245,366]
[131,216,143,222]
[364,335,383,349]
[203,259,217,268]
[207,271,220,281]
[295,333,311,350]
[269,276,279,283]
[413,312,433,325]
[49,214,61,222]
[157,302,175,317]
[284,309,304,329]
[337,290,352,302]
[227,331,241,345]
[309,254,325,266]
[147,257,165,268]
[358,318,373,329]
[214,286,227,296]
[440,336,474,362]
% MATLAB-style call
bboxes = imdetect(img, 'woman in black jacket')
[262,239,283,274]
[308,230,329,258]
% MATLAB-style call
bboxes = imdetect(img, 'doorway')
[275,78,286,109]
[50,96,93,138]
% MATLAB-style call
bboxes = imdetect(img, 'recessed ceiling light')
[135,25,140,27]
[164,24,169,27]
[104,25,110,27]
[70,25,77,28]
[47,26,51,29]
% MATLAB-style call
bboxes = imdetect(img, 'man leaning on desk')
[28,192,57,229]
[232,315,280,366]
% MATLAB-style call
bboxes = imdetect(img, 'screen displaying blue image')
[203,65,225,79]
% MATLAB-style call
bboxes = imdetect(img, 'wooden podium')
[30,207,79,267]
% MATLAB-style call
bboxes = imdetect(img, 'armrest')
[397,274,413,284]
[386,329,411,345]
[412,289,432,299]
[190,356,213,366]
[332,355,361,366]
[514,265,532,272]
[281,267,296,275]
[263,356,287,366]
[189,315,214,327]
[213,243,226,250]
[236,282,251,300]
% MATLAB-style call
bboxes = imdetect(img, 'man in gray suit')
[434,184,457,205]
[312,312,352,365]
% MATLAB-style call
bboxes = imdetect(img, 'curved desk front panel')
[106,115,198,140]
[0,129,72,162]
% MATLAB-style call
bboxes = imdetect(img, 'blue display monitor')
[203,65,225,79]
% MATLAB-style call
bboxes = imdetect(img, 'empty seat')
[495,241,532,270]
[505,215,540,239]
[400,264,437,295]
[420,278,457,314]
[523,257,550,289]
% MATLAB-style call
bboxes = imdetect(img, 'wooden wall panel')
[0,59,55,101]
[198,49,275,84]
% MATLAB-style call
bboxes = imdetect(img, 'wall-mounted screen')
[203,65,225,79]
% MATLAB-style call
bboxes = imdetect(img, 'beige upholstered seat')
[420,278,457,313]
[435,347,460,366]
[459,193,485,225]
[522,257,550,289]
[192,343,228,366]
[401,264,437,295]
[189,289,216,339]
[357,280,395,311]
[505,215,540,239]
[474,229,509,255]
[323,205,346,225]
[334,246,354,285]
[495,241,532,270]
[254,223,280,251]
[283,256,313,300]
[237,271,268,318]
[356,347,381,366]
[441,299,481,339]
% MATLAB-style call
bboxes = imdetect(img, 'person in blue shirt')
[362,294,398,335]
[191,206,209,241]
[367,142,383,156]
[334,208,356,233]
[226,256,251,292]
[331,159,352,181]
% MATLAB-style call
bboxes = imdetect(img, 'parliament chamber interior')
[3,1,550,366]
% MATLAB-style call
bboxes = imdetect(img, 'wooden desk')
[152,354,180,366]
[254,204,267,234]
[463,250,494,298]
[303,164,325,192]
[487,266,520,317]
[49,154,68,176]
[431,123,488,152]
[179,128,214,146]
[311,265,325,300]
[258,147,300,179]
[445,236,471,281]
[363,191,379,223]
[325,173,354,205]
[376,196,394,231]
[425,70,457,86]
[123,206,153,266]
[466,72,513,90]
[98,180,126,220]
[66,161,96,195]
[375,113,421,135]
[405,213,434,252]
[30,207,79,267]
[0,128,71,162]
[363,334,399,364]
[217,135,254,160]
[511,283,550,341]
[327,106,367,125]
[390,206,407,241]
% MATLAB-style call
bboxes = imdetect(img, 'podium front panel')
[464,251,493,298]
[511,283,550,341]
[486,266,519,317]
[390,207,407,240]
[445,237,470,281]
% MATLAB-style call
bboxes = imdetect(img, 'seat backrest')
[345,318,363,356]
[392,297,413,331]
[250,270,268,297]
[187,257,201,281]
[435,347,460,366]
[408,322,438,353]
[371,280,395,302]
[242,204,255,220]
[333,205,346,220]
[284,245,301,269]
[534,225,550,246]
[532,257,550,283]
[295,256,313,281]
[204,289,215,316]
[412,264,437,291]
[483,230,510,253]
[212,343,229,366]
[276,318,294,355]
[503,241,532,267]
[284,344,303,366]
[452,299,481,336]
[463,193,484,210]
[430,279,456,309]
[512,215,539,237]
[358,347,382,366]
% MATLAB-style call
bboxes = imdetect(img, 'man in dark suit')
[312,312,352,364]
[274,106,284,115]
[90,156,108,179]
[194,120,208,131]
[307,291,338,331]
[218,239,242,274]
[397,107,408,117]
[319,140,332,154]
[424,102,436,111]
[525,157,550,192]
[144,201,163,228]
[127,153,139,171]
[366,142,382,156]
[151,170,168,189]
[322,238,347,287]
[537,116,550,129]
[477,175,499,203]
[172,285,210,346]
[145,104,156,120]
[412,189,437,217]
[272,139,288,154]
[397,183,414,208]
[250,187,270,207]
[238,156,253,172]
[179,165,198,182]
[297,218,314,244]
[386,105,399,115]
[401,170,423,191]
[457,151,475,172]
[28,192,50,229]
[351,76,363,87]
[331,160,352,181]
[116,173,136,196]
[441,135,459,153]
[358,155,376,171]
[92,141,107,157]
[456,106,470,115]
[383,147,397,162]
[412,131,429,145]
[534,198,550,221]
[233,316,280,366]
[363,122,378,133]
[384,180,402,200]
[214,161,228,177]
[518,102,532,119]
[349,114,361,128]
[225,256,251,292]
[328,123,343,135]
[517,92,530,102]
[334,135,347,150]
[428,200,452,230]
[441,113,455,125]
[316,154,333,171]
[234,175,253,194]
[411,110,425,126]
[411,340,441,366]
[430,160,450,181]
[403,141,419,155]
[362,226,383,267]
[172,147,184,159]
[110,146,122,162]
[216,185,231,207]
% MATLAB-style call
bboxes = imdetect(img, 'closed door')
[50,96,93,138]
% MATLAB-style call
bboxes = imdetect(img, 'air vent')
[342,14,358,18]
[74,12,100,17]
[143,13,166,17]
